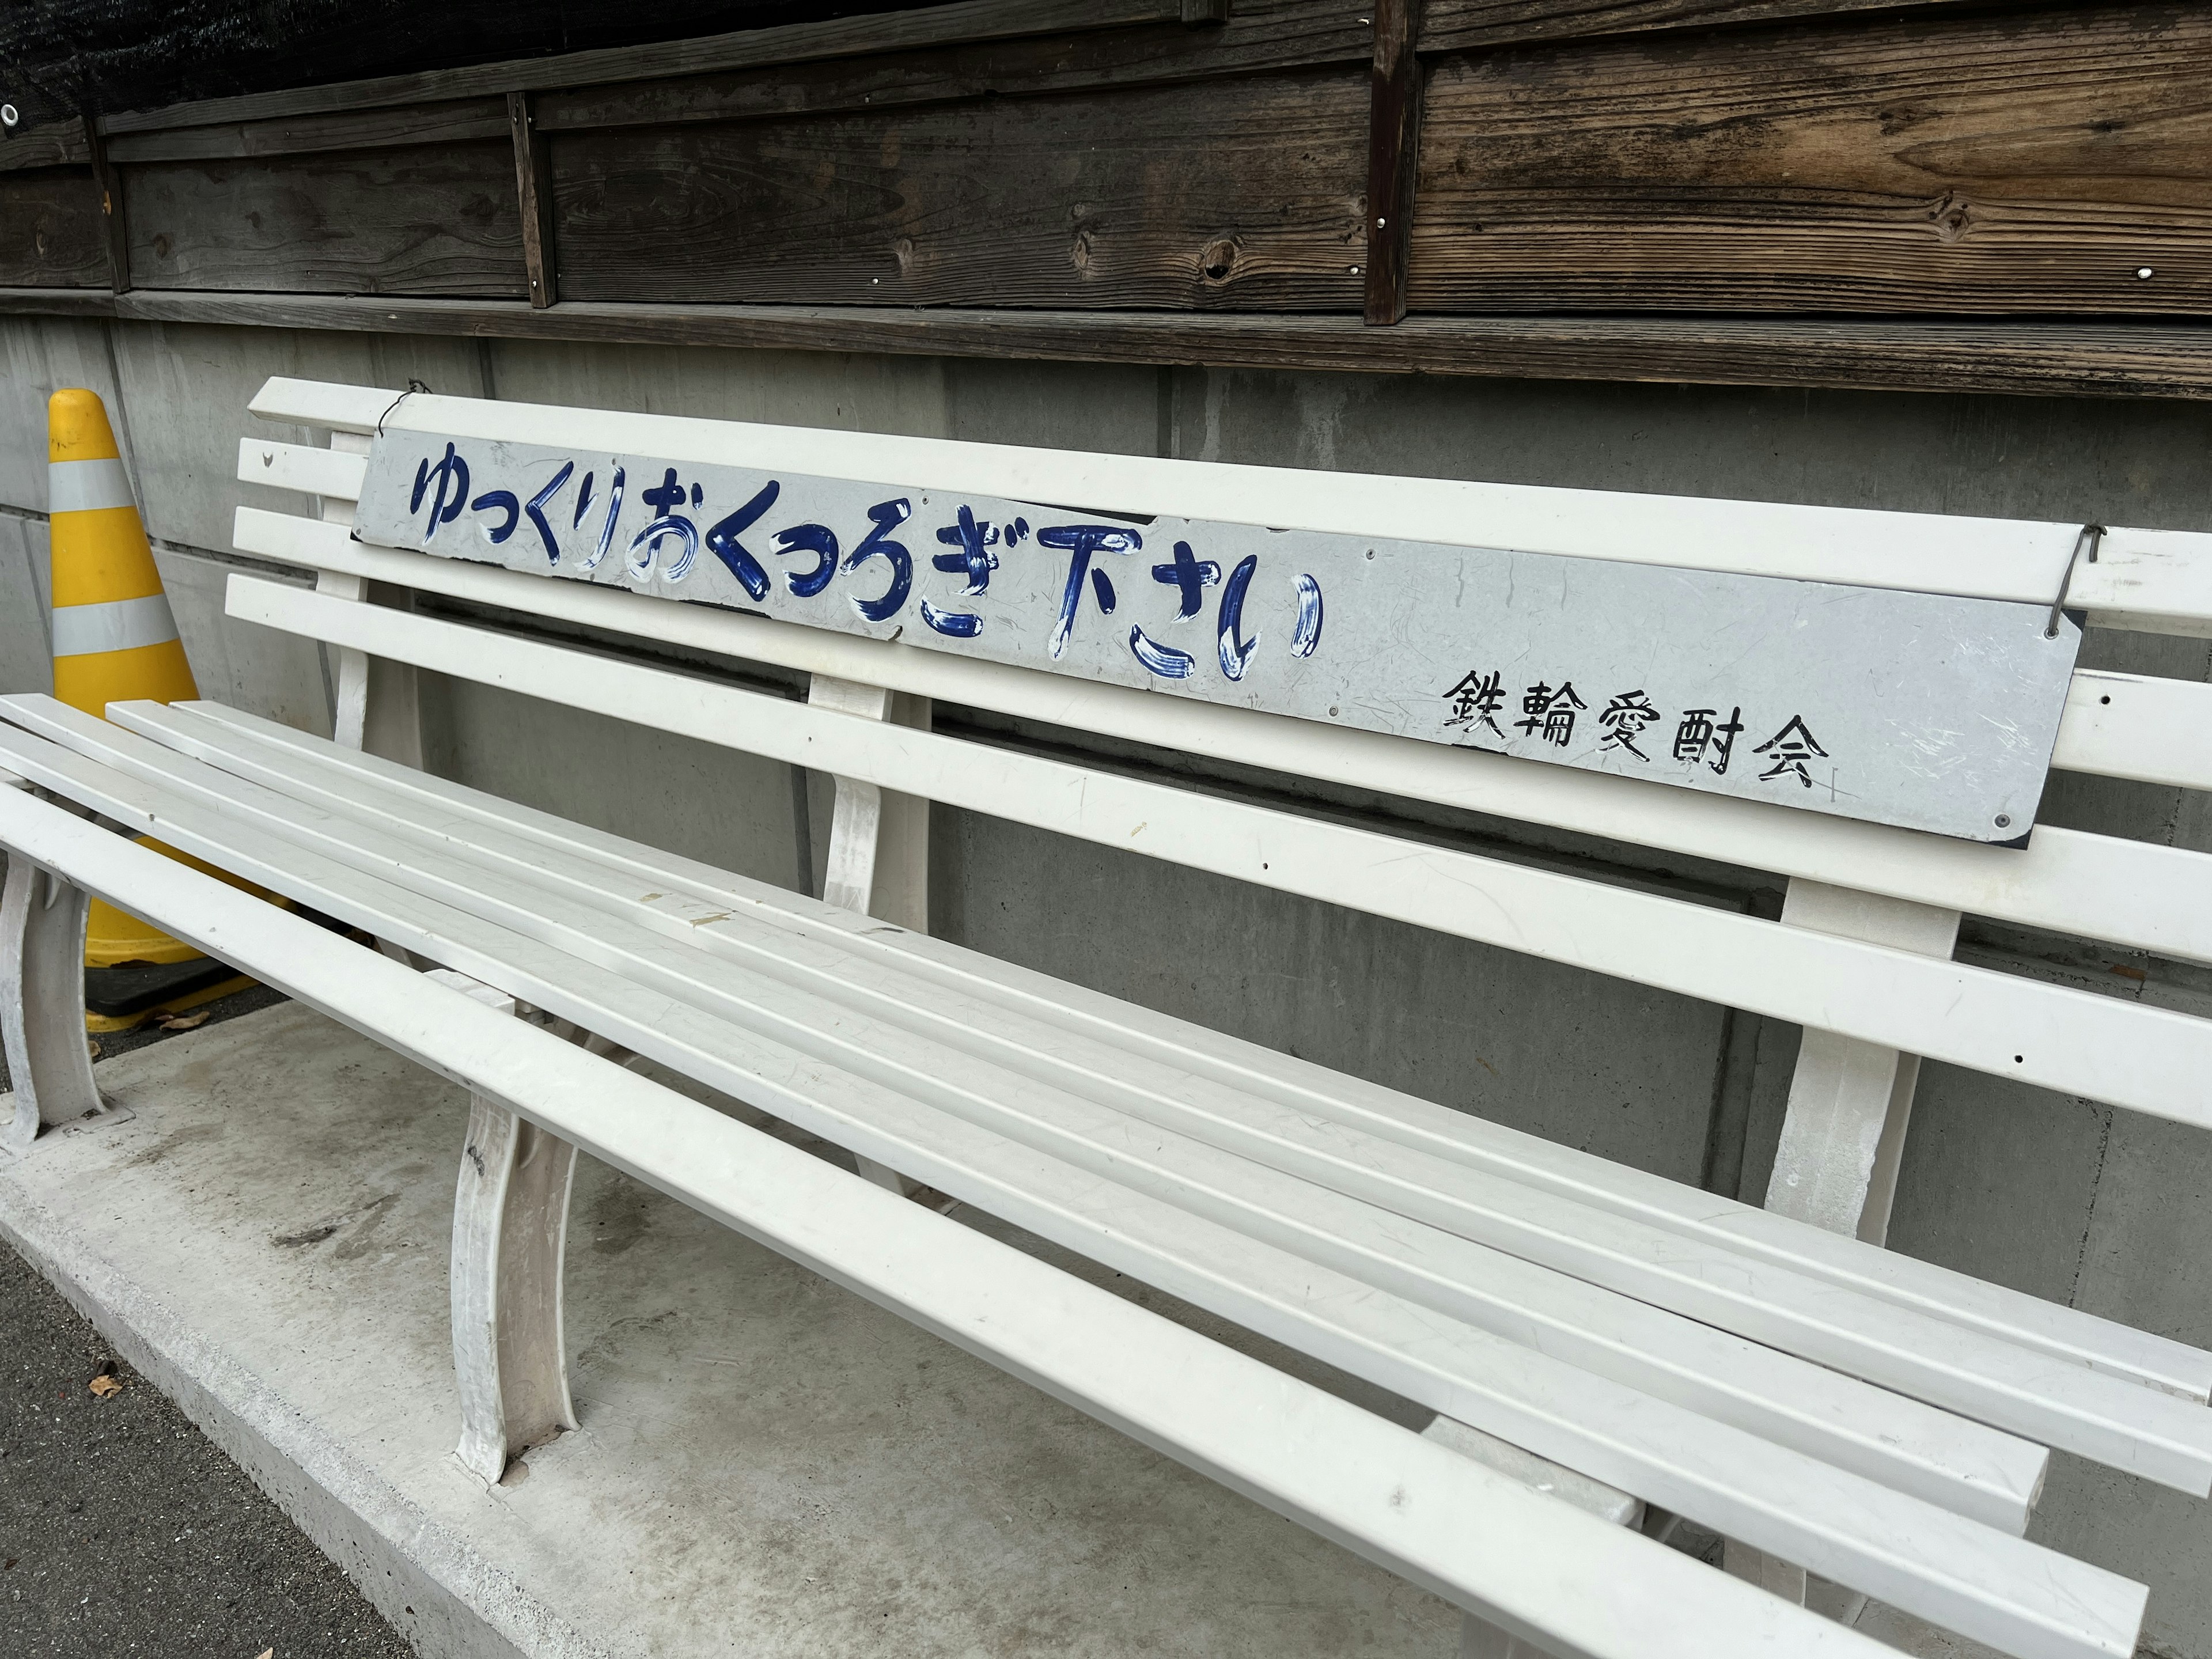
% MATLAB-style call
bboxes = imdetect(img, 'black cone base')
[85,957,251,1024]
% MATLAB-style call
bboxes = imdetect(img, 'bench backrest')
[226,376,2212,1244]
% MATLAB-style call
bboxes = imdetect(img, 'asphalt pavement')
[1,970,415,1659]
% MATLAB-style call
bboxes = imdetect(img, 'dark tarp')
[0,1,933,133]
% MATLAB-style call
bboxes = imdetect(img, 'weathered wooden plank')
[96,0,1221,137]
[507,94,557,309]
[1420,0,1995,55]
[0,173,109,289]
[1364,0,1423,325]
[123,143,527,297]
[84,128,131,294]
[0,118,91,173]
[1410,4,2212,316]
[536,0,1370,134]
[552,70,1370,310]
[14,288,2212,400]
[105,100,512,166]
[0,287,115,316]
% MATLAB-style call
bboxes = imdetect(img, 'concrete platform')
[0,1001,1468,1658]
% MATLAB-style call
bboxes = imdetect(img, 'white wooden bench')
[3,375,2211,1659]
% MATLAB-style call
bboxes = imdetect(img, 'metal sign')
[353,430,2084,843]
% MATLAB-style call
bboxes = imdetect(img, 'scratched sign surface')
[354,431,2085,843]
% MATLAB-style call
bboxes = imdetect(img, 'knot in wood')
[1928,194,1974,244]
[1198,236,1240,286]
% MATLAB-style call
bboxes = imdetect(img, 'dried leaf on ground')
[155,1009,211,1032]
[86,1036,102,1059]
[89,1373,122,1398]
[256,1649,275,1659]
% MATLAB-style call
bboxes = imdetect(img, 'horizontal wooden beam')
[96,0,1218,137]
[548,69,1368,312]
[0,287,113,316]
[1419,0,1994,55]
[1409,3,2212,320]
[70,12,1372,169]
[0,117,92,172]
[4,287,2209,401]
[105,100,512,166]
[533,8,1369,137]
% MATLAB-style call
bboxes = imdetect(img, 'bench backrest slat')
[222,572,2212,1129]
[236,431,2212,795]
[247,378,2212,633]
[232,506,2212,972]
[2054,670,2212,793]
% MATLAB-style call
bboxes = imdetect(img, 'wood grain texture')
[1421,0,1992,54]
[1410,3,2212,316]
[0,119,92,173]
[552,69,1370,310]
[509,94,558,308]
[1365,0,1424,324]
[537,0,1370,134]
[105,100,512,166]
[123,143,527,297]
[9,287,2209,400]
[0,287,115,315]
[84,128,132,294]
[97,0,1209,136]
[0,173,109,288]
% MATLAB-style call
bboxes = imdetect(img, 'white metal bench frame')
[2,374,2207,1659]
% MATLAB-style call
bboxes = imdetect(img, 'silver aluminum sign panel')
[354,431,2084,844]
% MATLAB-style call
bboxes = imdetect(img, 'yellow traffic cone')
[47,388,253,1028]
[48,389,197,717]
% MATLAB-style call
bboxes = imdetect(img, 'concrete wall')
[4,313,2210,1651]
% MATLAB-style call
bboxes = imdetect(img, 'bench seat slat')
[78,695,2212,1506]
[88,698,2053,1533]
[227,516,2212,971]
[1,788,1907,1659]
[139,695,2212,1408]
[0,717,2148,1659]
[214,579,2212,1127]
[245,376,2212,636]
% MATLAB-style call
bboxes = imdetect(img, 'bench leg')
[806,675,929,930]
[1721,880,1965,1611]
[1722,1538,1809,1603]
[318,556,425,969]
[806,675,931,1197]
[2,857,104,1153]
[440,971,580,1483]
[1764,878,1961,1245]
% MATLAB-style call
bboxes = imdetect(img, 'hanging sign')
[352,431,2084,844]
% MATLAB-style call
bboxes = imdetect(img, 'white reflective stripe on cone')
[47,456,138,514]
[50,593,179,658]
